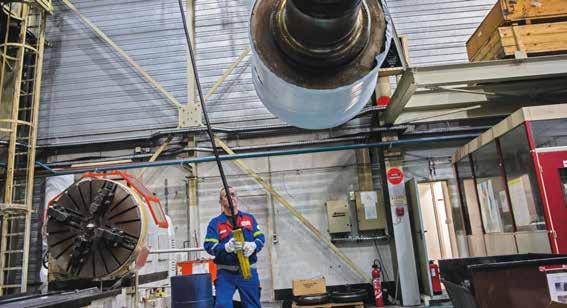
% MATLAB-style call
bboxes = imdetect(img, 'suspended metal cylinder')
[249,0,389,129]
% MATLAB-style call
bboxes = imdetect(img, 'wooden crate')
[467,0,567,61]
[467,2,508,61]
[470,20,567,61]
[502,0,567,22]
[291,301,364,308]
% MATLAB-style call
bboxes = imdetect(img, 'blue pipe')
[36,133,477,176]
[35,161,57,174]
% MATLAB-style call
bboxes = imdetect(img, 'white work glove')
[224,238,243,253]
[243,241,257,257]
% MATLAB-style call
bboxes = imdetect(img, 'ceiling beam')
[383,55,567,124]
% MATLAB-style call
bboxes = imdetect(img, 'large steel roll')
[46,176,149,280]
[249,0,390,129]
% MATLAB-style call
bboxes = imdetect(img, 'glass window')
[500,124,546,231]
[531,119,567,148]
[455,156,483,235]
[559,169,567,206]
[471,142,514,233]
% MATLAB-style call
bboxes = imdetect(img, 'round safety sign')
[387,168,404,185]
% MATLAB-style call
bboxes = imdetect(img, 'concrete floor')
[261,302,453,307]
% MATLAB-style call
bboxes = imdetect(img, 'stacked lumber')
[467,0,567,61]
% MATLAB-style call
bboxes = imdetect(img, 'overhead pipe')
[37,125,411,166]
[41,147,214,168]
[35,136,377,169]
[35,161,56,174]
[37,108,396,151]
[36,134,478,176]
[39,137,368,170]
[176,136,368,154]
[153,106,390,138]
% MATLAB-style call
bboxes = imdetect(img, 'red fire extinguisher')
[372,259,384,307]
[429,260,442,295]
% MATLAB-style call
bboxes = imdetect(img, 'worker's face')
[220,187,238,216]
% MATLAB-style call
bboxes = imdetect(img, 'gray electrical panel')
[325,200,352,234]
[355,191,386,231]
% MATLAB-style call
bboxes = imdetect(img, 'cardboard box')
[292,278,326,296]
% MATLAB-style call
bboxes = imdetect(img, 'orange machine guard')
[82,171,169,228]
[47,170,169,228]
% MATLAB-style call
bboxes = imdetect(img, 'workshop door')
[536,150,567,253]
[406,179,434,297]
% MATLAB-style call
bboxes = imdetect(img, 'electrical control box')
[355,191,386,231]
[325,200,352,234]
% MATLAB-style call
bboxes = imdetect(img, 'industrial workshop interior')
[2,0,567,307]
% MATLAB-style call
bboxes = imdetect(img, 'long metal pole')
[149,247,205,254]
[37,134,479,175]
[177,0,237,226]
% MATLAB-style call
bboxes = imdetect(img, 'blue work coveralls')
[204,211,265,308]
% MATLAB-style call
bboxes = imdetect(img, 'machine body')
[46,171,168,281]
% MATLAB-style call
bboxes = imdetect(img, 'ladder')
[0,0,50,295]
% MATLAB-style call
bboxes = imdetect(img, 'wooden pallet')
[291,301,364,308]
[467,0,567,61]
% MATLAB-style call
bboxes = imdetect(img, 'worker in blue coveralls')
[204,186,265,308]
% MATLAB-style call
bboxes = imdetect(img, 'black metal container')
[171,273,213,308]
[440,253,567,308]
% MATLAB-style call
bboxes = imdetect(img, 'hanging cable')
[177,0,237,227]
[178,2,252,278]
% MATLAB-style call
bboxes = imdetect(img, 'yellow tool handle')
[232,228,251,279]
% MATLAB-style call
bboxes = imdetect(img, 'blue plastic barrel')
[171,273,213,308]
